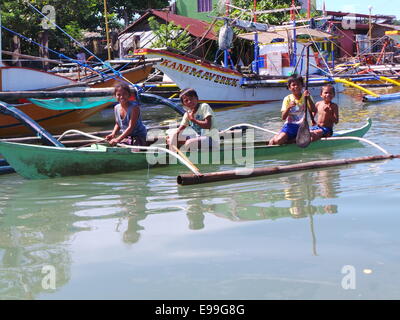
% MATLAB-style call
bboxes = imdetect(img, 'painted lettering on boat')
[159,59,239,87]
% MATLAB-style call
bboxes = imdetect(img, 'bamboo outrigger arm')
[323,136,389,155]
[334,78,380,97]
[378,76,400,87]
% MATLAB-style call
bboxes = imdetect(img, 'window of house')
[198,0,212,12]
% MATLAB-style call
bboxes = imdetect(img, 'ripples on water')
[1,93,400,299]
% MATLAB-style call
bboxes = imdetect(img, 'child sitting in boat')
[310,84,339,141]
[167,88,220,150]
[268,75,315,145]
[105,83,147,146]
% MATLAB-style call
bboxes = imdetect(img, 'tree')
[227,0,298,25]
[147,16,191,51]
[1,0,172,61]
[1,0,104,59]
[106,0,170,27]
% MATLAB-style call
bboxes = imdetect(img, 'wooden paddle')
[169,143,201,175]
[296,44,312,148]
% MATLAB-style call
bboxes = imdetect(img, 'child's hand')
[288,101,296,110]
[304,90,310,97]
[105,133,114,141]
[109,138,120,146]
[187,111,195,122]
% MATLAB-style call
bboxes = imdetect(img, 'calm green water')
[1,92,400,300]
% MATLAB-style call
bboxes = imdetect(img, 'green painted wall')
[176,0,219,22]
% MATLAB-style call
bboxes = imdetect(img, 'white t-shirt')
[281,93,313,125]
[180,103,220,142]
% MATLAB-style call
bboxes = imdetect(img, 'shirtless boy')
[310,84,339,142]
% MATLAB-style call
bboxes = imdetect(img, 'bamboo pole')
[104,0,112,61]
[334,78,380,97]
[1,50,63,65]
[0,4,2,66]
[177,154,400,185]
[0,88,115,100]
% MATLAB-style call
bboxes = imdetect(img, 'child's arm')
[109,107,139,145]
[281,95,295,120]
[309,101,317,126]
[332,103,339,124]
[119,107,140,141]
[167,111,188,146]
[304,91,317,125]
[106,123,120,141]
[188,111,212,129]
[167,124,187,146]
[282,101,295,120]
[175,124,187,136]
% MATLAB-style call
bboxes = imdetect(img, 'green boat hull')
[0,119,372,179]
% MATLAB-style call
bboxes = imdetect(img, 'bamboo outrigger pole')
[0,3,2,66]
[104,0,111,61]
[0,4,3,91]
[177,154,400,185]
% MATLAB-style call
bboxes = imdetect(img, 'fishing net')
[28,96,116,110]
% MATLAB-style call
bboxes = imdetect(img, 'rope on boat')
[10,2,142,89]
[57,130,201,176]
[25,3,112,72]
[323,136,389,155]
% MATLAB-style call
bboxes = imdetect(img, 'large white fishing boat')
[135,46,339,109]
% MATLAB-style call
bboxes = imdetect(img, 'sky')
[316,0,400,20]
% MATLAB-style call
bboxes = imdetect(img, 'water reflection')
[0,177,140,299]
[180,170,340,221]
[0,167,342,299]
[281,170,339,255]
[186,211,205,231]
[174,169,341,255]
[0,181,78,299]
[282,170,339,219]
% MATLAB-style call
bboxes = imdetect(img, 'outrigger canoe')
[0,119,372,179]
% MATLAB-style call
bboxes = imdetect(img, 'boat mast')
[0,3,3,66]
[224,0,230,68]
[290,0,297,69]
[252,0,259,75]
[103,0,111,60]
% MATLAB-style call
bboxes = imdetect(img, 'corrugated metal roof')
[119,10,217,41]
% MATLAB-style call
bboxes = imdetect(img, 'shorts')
[121,135,147,146]
[280,123,300,140]
[310,125,333,137]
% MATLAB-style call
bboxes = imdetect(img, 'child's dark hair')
[320,84,335,96]
[179,88,198,103]
[287,75,304,89]
[114,83,139,100]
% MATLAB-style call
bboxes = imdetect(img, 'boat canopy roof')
[238,26,334,44]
